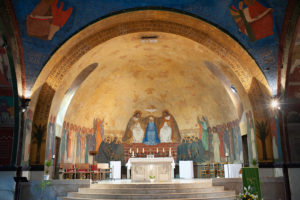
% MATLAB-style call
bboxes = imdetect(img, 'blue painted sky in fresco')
[12,0,288,94]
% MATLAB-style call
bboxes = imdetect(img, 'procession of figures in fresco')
[37,109,273,166]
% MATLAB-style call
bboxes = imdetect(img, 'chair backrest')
[75,163,89,170]
[97,163,109,169]
[60,163,74,169]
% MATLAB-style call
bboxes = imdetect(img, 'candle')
[137,148,139,153]
[225,152,229,157]
[132,151,134,157]
[156,148,158,153]
[163,148,165,153]
[142,148,144,153]
[129,148,132,153]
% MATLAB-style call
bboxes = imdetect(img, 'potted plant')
[252,159,258,167]
[149,175,155,183]
[44,160,52,180]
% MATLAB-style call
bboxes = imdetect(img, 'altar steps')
[60,180,237,200]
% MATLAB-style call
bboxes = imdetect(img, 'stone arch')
[29,10,270,164]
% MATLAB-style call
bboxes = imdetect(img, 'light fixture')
[20,98,31,112]
[271,99,279,109]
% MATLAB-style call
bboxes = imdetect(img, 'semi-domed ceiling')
[50,32,251,135]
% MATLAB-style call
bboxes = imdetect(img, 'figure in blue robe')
[143,117,160,145]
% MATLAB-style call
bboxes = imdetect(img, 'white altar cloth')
[126,157,175,181]
[179,160,194,179]
[110,161,121,179]
[224,164,242,178]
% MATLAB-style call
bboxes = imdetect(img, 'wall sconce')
[20,98,31,112]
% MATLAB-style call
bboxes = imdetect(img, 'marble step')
[67,190,236,199]
[78,186,225,194]
[61,197,236,200]
[90,182,213,189]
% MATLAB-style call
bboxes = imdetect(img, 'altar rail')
[122,143,180,163]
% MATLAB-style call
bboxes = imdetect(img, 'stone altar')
[126,157,175,182]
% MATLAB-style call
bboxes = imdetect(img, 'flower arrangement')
[239,185,258,200]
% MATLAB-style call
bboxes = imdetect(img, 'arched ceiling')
[50,32,251,133]
[11,1,288,97]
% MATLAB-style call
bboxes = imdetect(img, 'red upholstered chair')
[75,163,90,179]
[60,163,75,179]
[90,164,100,181]
[97,163,111,180]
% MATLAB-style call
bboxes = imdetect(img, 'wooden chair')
[208,163,216,178]
[216,162,225,177]
[75,163,90,179]
[97,163,112,180]
[90,164,100,181]
[60,163,75,179]
[199,164,209,178]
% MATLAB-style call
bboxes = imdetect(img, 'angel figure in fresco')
[143,116,160,145]
[26,0,73,40]
[158,110,181,143]
[230,0,273,41]
[122,110,146,143]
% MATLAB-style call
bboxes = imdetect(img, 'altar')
[126,157,175,182]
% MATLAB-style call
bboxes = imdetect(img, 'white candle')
[129,148,132,153]
[142,148,144,153]
[156,148,158,153]
[163,148,165,153]
[132,151,134,157]
[137,148,139,153]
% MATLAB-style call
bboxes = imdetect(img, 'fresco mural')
[12,0,288,93]
[26,0,73,40]
[229,0,274,42]
[58,121,95,165]
[246,111,258,162]
[55,112,245,166]
[122,110,181,145]
[21,109,33,166]
[270,115,283,162]
[0,34,14,165]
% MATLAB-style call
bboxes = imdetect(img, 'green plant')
[252,159,258,167]
[149,175,155,179]
[45,160,52,174]
[256,120,270,160]
[36,180,51,200]
[239,185,258,200]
